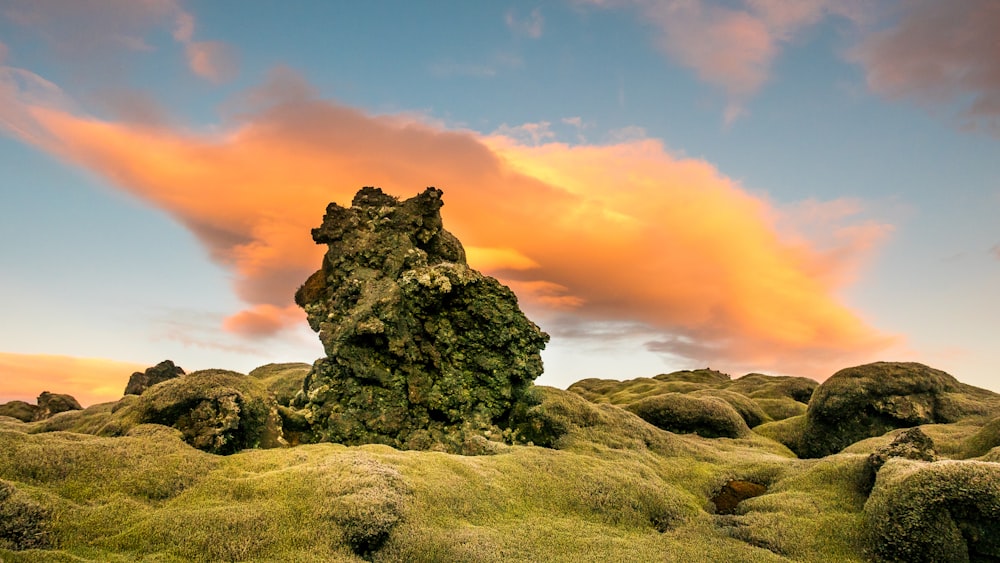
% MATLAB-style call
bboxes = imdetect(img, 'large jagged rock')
[124,360,185,396]
[798,362,1000,458]
[293,187,549,452]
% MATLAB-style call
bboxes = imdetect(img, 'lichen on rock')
[292,187,549,452]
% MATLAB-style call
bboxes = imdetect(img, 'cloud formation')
[0,352,146,407]
[852,0,1000,135]
[576,0,861,121]
[0,65,895,378]
[1,0,237,83]
[506,8,545,39]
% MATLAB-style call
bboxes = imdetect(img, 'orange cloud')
[853,0,1000,134]
[185,41,239,83]
[0,67,897,378]
[0,352,147,407]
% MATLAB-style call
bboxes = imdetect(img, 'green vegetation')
[1,361,999,561]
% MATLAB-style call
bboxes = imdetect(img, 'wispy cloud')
[0,66,897,378]
[992,244,1000,261]
[852,0,1000,136]
[506,7,545,39]
[2,0,238,83]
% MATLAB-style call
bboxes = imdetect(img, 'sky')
[0,0,998,406]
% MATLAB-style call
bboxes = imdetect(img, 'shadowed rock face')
[293,187,549,451]
[35,392,81,420]
[124,360,185,396]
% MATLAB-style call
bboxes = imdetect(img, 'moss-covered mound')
[723,373,817,404]
[0,479,50,551]
[864,458,1000,562]
[627,393,750,439]
[798,362,1000,458]
[861,427,938,493]
[0,401,38,423]
[293,187,548,452]
[248,362,312,406]
[132,369,283,454]
[653,368,731,385]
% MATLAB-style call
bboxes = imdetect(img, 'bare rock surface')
[124,360,185,396]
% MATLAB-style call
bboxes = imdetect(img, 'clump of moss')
[864,458,1000,562]
[0,480,50,551]
[753,415,806,452]
[962,416,1000,459]
[799,362,999,458]
[133,369,282,454]
[627,393,750,439]
[753,397,807,421]
[294,187,548,452]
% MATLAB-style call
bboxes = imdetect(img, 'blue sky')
[1,0,998,404]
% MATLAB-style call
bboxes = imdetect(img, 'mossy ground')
[0,385,873,562]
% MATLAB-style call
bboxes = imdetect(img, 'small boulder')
[861,427,938,494]
[134,369,282,455]
[124,360,185,396]
[690,389,770,428]
[864,458,1000,562]
[35,391,82,420]
[627,393,750,438]
[0,401,39,423]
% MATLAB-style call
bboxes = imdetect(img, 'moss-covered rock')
[752,397,807,421]
[627,393,750,438]
[132,370,283,454]
[293,187,548,452]
[248,362,312,406]
[863,458,1000,562]
[35,392,82,420]
[753,414,806,452]
[0,480,50,550]
[861,427,938,494]
[124,360,185,396]
[962,416,1000,459]
[799,362,999,458]
[0,401,38,423]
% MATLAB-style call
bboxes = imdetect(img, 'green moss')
[752,398,807,421]
[248,362,312,406]
[722,373,817,403]
[961,416,1000,459]
[0,480,50,550]
[753,415,806,452]
[627,393,750,439]
[864,459,1000,562]
[690,389,770,428]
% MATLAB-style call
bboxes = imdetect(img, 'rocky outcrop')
[35,392,82,420]
[798,362,998,458]
[292,187,549,452]
[124,360,185,396]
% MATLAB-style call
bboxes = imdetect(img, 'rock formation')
[798,362,999,458]
[627,393,750,439]
[293,187,549,452]
[124,360,185,396]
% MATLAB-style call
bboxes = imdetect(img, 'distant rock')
[35,392,82,420]
[653,368,731,385]
[124,360,185,396]
[292,187,548,452]
[798,362,1000,458]
[627,393,750,439]
[864,458,1000,562]
[0,401,39,423]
